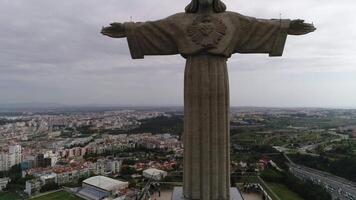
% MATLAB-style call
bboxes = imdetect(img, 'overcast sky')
[0,0,355,108]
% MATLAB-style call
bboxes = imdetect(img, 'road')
[297,131,348,153]
[289,164,356,200]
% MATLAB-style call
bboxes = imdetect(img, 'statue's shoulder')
[223,11,256,24]
[159,12,197,26]
[224,11,254,20]
[144,13,187,25]
[164,12,187,20]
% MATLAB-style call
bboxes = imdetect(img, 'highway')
[289,164,356,200]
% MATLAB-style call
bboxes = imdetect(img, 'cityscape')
[1,0,356,200]
[0,106,355,200]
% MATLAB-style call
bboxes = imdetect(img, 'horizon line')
[0,103,356,110]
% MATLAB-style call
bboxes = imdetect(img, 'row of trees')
[129,115,183,135]
[0,164,34,191]
[84,146,174,161]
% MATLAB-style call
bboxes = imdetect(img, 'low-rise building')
[78,176,128,200]
[0,177,9,191]
[143,168,167,181]
[94,158,122,175]
[40,173,57,185]
[25,179,41,196]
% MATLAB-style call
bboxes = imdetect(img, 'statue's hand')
[288,19,316,35]
[101,23,126,38]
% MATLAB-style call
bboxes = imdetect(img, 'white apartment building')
[25,179,41,196]
[9,144,22,166]
[94,159,122,175]
[56,167,91,185]
[44,151,59,167]
[0,144,22,171]
[0,152,9,171]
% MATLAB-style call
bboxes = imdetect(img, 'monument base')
[171,187,244,200]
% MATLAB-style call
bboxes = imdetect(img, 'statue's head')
[185,0,226,13]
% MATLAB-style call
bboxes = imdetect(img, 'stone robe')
[123,11,290,200]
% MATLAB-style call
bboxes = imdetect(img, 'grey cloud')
[0,0,355,107]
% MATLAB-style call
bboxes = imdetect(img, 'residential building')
[25,179,41,196]
[0,177,9,191]
[0,144,22,171]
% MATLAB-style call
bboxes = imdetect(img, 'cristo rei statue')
[101,0,315,199]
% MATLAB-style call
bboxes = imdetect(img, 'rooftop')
[83,176,128,192]
[143,168,166,175]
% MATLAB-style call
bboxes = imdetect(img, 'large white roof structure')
[144,168,167,175]
[143,168,167,180]
[83,176,128,192]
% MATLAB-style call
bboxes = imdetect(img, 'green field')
[268,183,304,200]
[31,191,83,200]
[0,192,23,200]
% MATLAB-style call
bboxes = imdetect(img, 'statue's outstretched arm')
[101,23,126,38]
[101,19,179,59]
[288,19,316,35]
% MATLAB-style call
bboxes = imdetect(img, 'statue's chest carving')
[198,23,214,36]
[187,15,227,49]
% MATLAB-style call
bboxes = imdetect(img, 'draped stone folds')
[183,55,230,200]
[117,11,291,200]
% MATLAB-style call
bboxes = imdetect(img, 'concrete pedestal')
[172,187,244,200]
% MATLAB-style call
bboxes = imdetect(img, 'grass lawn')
[31,191,83,200]
[268,182,304,200]
[0,191,23,200]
